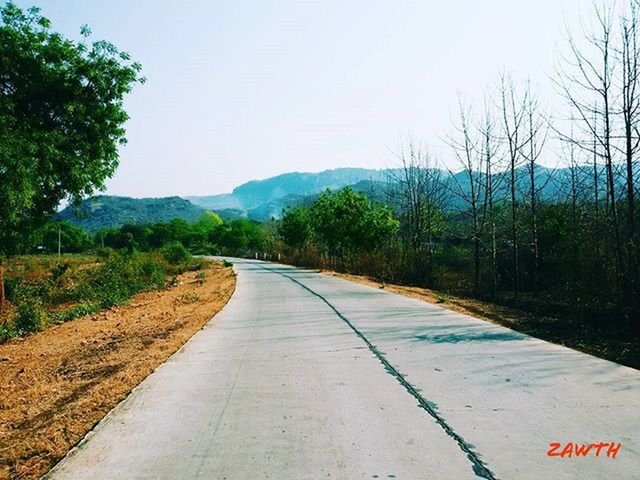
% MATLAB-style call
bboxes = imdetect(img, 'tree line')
[277,2,640,326]
[24,213,267,258]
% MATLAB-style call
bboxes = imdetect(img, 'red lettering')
[607,442,622,459]
[560,442,574,458]
[593,442,609,456]
[547,441,622,459]
[574,444,593,457]
[547,442,562,457]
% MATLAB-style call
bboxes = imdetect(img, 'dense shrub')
[14,298,47,334]
[161,241,192,265]
[3,277,19,302]
[75,253,166,308]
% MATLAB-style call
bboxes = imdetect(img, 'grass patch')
[0,251,213,342]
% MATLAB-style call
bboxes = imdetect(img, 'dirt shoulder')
[326,270,639,371]
[0,263,235,480]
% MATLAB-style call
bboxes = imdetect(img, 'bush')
[14,298,47,334]
[75,253,166,308]
[4,277,19,302]
[162,241,191,265]
[0,323,14,342]
[51,262,71,280]
[51,302,101,323]
[96,247,117,261]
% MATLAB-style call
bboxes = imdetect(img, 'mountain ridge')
[60,165,626,231]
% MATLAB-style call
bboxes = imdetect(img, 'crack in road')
[256,263,497,480]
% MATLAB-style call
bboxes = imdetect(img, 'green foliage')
[209,219,266,254]
[85,210,271,258]
[162,241,192,265]
[3,277,19,302]
[36,221,92,254]
[0,5,143,257]
[0,251,211,343]
[50,301,100,323]
[14,297,47,334]
[436,293,450,304]
[60,196,206,233]
[0,323,13,342]
[75,253,165,308]
[290,188,399,259]
[279,207,311,249]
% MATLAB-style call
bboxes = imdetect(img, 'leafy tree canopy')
[37,220,92,253]
[0,4,143,256]
[276,188,400,258]
[279,206,311,249]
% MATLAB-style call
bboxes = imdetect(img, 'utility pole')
[58,225,62,257]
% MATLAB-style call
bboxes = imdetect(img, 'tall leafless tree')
[619,0,640,304]
[445,96,486,294]
[498,73,530,298]
[480,97,503,298]
[522,83,550,295]
[387,139,446,285]
[553,1,640,313]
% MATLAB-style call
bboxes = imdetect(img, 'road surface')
[47,259,640,479]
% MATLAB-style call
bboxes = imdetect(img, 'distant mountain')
[59,196,206,232]
[217,164,626,219]
[59,165,630,232]
[187,168,389,219]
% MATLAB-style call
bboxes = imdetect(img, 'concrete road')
[47,259,640,480]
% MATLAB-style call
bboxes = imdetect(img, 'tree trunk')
[0,258,5,311]
[511,159,519,299]
[474,234,481,296]
[529,162,539,297]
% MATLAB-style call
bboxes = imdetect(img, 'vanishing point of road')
[46,259,640,479]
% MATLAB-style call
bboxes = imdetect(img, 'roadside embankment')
[0,262,235,480]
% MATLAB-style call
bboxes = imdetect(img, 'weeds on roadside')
[14,299,47,334]
[436,292,450,304]
[50,302,101,323]
[0,250,212,342]
[74,253,166,308]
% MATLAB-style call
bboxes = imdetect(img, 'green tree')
[0,4,143,308]
[309,188,398,260]
[190,212,223,253]
[279,206,312,249]
[38,221,92,254]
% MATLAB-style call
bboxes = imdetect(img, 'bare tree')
[498,73,530,298]
[445,96,486,294]
[387,138,446,285]
[522,82,550,296]
[619,0,640,303]
[555,0,638,312]
[480,97,503,298]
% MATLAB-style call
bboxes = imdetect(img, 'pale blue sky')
[14,0,587,197]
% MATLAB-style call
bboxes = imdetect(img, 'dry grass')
[4,255,94,284]
[0,263,235,480]
[326,270,640,370]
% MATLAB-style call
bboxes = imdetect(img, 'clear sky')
[13,0,588,197]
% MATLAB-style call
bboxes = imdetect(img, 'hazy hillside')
[187,168,388,217]
[186,165,612,221]
[59,196,206,232]
[59,166,628,230]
